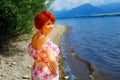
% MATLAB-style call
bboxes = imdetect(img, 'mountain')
[53,3,120,18]
[98,3,120,13]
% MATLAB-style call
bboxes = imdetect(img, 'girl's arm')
[46,48,58,75]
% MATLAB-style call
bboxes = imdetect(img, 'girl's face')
[42,20,54,35]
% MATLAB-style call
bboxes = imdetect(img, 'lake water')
[57,16,120,80]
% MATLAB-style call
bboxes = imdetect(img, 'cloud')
[89,0,104,5]
[83,0,90,3]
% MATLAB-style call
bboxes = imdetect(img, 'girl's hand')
[48,61,57,75]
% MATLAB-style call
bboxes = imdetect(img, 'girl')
[28,10,60,80]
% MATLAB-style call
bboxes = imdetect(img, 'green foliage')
[0,0,54,47]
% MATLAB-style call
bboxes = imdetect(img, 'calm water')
[57,16,120,80]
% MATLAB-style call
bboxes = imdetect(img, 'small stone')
[9,62,16,67]
[89,75,94,80]
[11,62,16,65]
[27,65,31,69]
[5,61,10,64]
[0,74,4,77]
[0,66,3,69]
[64,75,69,79]
[22,75,30,79]
[63,56,66,59]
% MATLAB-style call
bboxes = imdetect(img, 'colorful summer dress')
[28,40,60,80]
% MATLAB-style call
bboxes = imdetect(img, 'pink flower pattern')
[28,40,60,80]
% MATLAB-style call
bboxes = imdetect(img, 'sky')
[51,0,120,11]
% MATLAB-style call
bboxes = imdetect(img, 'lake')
[57,16,120,80]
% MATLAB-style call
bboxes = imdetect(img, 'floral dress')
[28,40,60,80]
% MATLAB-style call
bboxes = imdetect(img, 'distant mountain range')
[53,3,120,18]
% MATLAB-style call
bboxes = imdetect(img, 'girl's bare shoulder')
[32,32,50,50]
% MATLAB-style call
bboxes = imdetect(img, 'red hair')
[34,10,56,30]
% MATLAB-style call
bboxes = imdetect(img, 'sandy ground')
[0,24,67,80]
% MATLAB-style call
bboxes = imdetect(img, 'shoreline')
[60,30,92,80]
[48,24,68,79]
